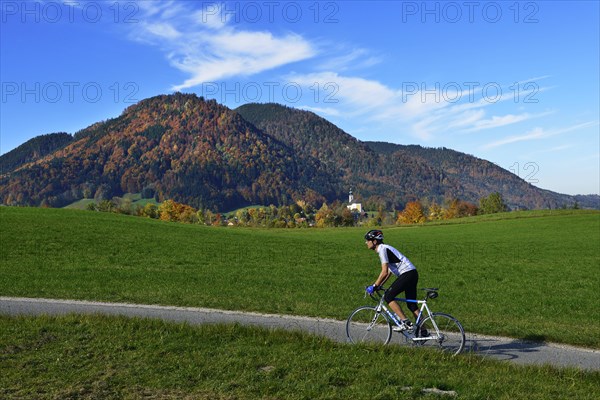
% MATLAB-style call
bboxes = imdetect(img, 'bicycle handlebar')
[363,286,440,300]
[363,285,385,300]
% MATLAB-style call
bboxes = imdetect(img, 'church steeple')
[346,188,362,213]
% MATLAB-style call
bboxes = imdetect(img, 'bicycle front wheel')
[346,306,392,345]
[415,312,465,355]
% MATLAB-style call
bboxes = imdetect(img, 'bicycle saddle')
[421,287,439,299]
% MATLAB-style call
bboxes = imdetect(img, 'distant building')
[347,189,362,213]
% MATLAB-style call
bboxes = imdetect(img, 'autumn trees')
[396,199,479,224]
[84,193,509,228]
[395,194,509,225]
[397,201,427,224]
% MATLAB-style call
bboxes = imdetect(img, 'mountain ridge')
[236,103,597,209]
[1,93,597,210]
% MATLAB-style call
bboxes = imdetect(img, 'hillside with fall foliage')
[0,94,597,210]
[0,132,73,174]
[0,94,334,209]
[236,104,588,209]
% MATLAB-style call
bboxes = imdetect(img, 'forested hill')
[0,132,73,174]
[0,94,596,210]
[235,103,387,199]
[0,94,335,209]
[236,103,594,209]
[363,142,595,209]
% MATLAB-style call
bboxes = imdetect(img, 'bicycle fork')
[366,305,385,331]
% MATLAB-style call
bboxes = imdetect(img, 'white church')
[346,189,362,213]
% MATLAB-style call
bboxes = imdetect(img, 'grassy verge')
[64,193,160,210]
[1,315,598,400]
[419,208,599,225]
[1,207,599,347]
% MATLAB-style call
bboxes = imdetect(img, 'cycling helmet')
[364,229,384,242]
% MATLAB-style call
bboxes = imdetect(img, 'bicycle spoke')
[415,313,465,355]
[346,306,392,345]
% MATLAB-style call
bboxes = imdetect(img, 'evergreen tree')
[479,192,508,214]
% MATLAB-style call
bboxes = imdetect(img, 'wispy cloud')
[512,75,552,86]
[462,111,553,133]
[290,71,556,141]
[129,2,316,90]
[298,105,341,117]
[141,21,181,39]
[170,31,314,90]
[124,2,563,146]
[466,113,529,132]
[482,121,599,149]
[289,72,398,115]
[317,48,381,71]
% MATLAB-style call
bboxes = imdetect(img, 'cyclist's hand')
[366,285,378,294]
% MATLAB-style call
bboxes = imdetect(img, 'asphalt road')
[1,297,598,371]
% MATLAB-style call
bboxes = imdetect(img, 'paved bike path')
[1,297,598,371]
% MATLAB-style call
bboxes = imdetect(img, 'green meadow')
[64,192,160,210]
[2,207,599,398]
[0,207,599,348]
[2,315,599,400]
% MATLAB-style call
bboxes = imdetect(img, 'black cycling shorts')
[384,269,419,312]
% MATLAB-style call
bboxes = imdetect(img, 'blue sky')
[1,0,599,195]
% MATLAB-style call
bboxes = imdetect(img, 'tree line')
[86,192,513,227]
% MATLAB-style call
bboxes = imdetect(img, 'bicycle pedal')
[393,322,413,332]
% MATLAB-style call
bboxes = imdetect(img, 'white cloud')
[484,126,546,149]
[129,2,316,91]
[446,109,487,129]
[289,71,558,141]
[462,111,553,133]
[171,31,314,90]
[512,75,552,86]
[142,22,181,39]
[468,113,531,131]
[124,3,569,148]
[298,105,341,117]
[289,72,397,115]
[317,48,381,71]
[483,121,598,149]
[191,3,232,30]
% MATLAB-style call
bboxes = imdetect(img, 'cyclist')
[364,229,419,331]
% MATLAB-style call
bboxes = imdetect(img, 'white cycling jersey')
[377,244,416,277]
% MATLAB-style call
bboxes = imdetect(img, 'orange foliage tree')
[158,199,198,223]
[397,201,426,224]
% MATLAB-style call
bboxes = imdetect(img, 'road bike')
[346,287,465,355]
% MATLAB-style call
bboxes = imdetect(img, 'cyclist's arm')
[373,263,391,287]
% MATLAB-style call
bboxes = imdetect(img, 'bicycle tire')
[346,306,392,345]
[415,312,465,355]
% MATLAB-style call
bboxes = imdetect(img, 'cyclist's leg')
[404,270,419,319]
[387,300,407,321]
[384,273,413,321]
[385,270,419,321]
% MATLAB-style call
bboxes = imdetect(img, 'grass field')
[1,314,599,400]
[64,193,160,210]
[1,207,599,347]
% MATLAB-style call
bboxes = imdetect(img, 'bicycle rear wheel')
[346,306,392,345]
[415,312,465,355]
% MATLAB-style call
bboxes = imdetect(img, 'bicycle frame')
[372,292,436,341]
[348,287,465,354]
